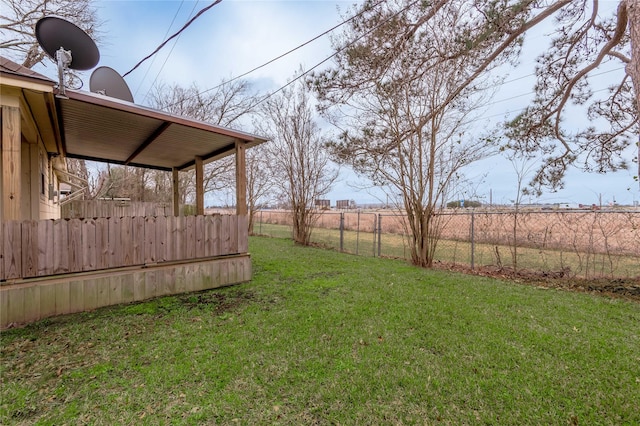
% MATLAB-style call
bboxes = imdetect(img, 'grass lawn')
[1,236,639,425]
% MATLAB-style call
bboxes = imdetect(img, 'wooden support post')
[235,140,247,216]
[1,105,22,221]
[195,156,204,216]
[172,167,180,217]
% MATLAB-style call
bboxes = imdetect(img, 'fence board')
[156,216,167,262]
[174,216,185,261]
[212,214,221,257]
[166,217,176,262]
[37,220,54,276]
[195,215,205,258]
[186,216,196,259]
[108,217,122,268]
[21,221,38,278]
[82,218,96,271]
[204,215,214,257]
[3,221,21,280]
[132,216,145,264]
[230,215,238,253]
[53,219,69,274]
[120,217,133,266]
[221,215,230,255]
[144,216,156,263]
[95,218,109,269]
[68,219,83,273]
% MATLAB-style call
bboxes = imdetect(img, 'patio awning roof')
[57,89,267,171]
[1,56,267,172]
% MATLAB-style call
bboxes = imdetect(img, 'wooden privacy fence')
[62,200,173,218]
[1,215,247,282]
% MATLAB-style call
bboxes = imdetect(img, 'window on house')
[40,151,46,196]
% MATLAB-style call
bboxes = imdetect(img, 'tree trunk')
[627,0,640,109]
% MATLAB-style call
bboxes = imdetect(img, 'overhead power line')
[124,0,223,78]
[252,0,421,107]
[143,0,201,101]
[133,0,186,98]
[192,0,388,98]
[164,0,390,109]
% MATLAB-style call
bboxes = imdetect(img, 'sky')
[37,0,640,207]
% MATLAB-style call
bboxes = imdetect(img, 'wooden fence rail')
[1,215,247,282]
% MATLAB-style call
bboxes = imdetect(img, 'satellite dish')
[90,66,134,103]
[35,16,100,96]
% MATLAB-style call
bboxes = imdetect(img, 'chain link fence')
[254,209,640,280]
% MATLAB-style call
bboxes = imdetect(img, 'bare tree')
[503,148,539,273]
[146,80,259,206]
[314,0,638,195]
[98,165,169,203]
[245,143,274,234]
[1,0,103,200]
[0,0,100,69]
[313,1,498,267]
[258,79,338,245]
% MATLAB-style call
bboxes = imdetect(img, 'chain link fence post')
[373,213,377,257]
[378,214,382,257]
[340,212,344,252]
[470,211,475,270]
[356,210,360,255]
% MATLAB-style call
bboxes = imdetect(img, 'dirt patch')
[178,290,256,314]
[435,262,640,301]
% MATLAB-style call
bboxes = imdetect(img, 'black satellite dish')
[90,66,134,103]
[35,16,100,96]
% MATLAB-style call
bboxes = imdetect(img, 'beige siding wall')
[38,143,61,220]
[14,116,60,220]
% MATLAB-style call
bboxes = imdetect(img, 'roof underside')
[1,56,267,171]
[58,90,267,171]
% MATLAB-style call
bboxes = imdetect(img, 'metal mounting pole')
[55,47,71,98]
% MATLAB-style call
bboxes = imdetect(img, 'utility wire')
[124,0,223,78]
[144,0,201,102]
[133,0,186,98]
[190,0,388,98]
[164,0,390,109]
[252,0,421,108]
[486,66,625,108]
[461,82,626,129]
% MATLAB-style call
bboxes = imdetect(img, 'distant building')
[315,199,330,209]
[336,199,357,209]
